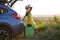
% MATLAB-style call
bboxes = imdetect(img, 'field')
[13,15,60,40]
[34,15,60,40]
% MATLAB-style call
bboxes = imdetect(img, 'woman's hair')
[25,5,32,10]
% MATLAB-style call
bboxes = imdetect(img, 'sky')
[12,0,60,17]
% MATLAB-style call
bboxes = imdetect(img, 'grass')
[12,15,60,40]
[35,16,60,40]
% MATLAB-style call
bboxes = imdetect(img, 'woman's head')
[25,5,32,13]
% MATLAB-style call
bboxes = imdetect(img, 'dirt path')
[12,32,39,40]
[12,32,24,40]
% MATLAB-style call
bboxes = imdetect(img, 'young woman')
[23,5,38,29]
[23,5,40,38]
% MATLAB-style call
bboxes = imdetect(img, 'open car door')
[7,0,23,7]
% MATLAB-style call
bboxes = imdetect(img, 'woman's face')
[26,7,32,13]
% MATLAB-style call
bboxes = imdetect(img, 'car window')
[0,8,8,14]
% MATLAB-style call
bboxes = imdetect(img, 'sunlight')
[13,0,60,16]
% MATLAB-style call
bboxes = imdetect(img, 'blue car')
[0,4,24,40]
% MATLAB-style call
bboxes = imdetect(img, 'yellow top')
[25,13,38,29]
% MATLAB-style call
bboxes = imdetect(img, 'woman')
[23,5,40,38]
[23,5,38,29]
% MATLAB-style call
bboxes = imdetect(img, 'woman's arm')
[22,5,32,20]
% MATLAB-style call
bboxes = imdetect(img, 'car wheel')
[0,25,12,40]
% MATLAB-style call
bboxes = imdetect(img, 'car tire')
[0,25,12,40]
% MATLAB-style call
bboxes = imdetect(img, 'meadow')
[35,15,60,40]
[12,15,60,40]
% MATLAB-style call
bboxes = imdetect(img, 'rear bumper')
[0,19,24,35]
[12,23,24,35]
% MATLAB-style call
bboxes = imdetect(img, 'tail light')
[12,14,20,19]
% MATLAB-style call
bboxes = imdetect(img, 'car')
[0,4,24,40]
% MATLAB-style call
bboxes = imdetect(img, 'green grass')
[13,16,60,40]
[35,16,60,40]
